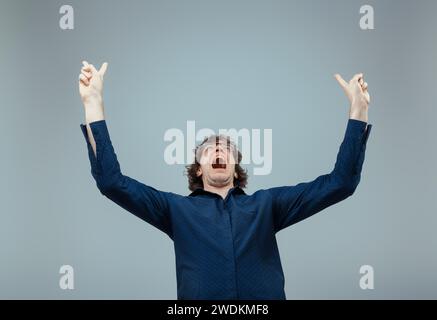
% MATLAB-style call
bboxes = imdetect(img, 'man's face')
[196,136,238,189]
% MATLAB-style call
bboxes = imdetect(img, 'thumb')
[334,74,348,89]
[99,62,108,76]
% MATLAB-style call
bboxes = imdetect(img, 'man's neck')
[203,184,233,199]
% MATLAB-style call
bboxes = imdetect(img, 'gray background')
[0,0,436,299]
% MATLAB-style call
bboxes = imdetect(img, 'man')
[78,61,372,299]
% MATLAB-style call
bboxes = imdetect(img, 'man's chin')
[211,171,228,178]
[209,173,232,186]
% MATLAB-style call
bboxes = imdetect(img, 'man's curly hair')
[185,135,248,192]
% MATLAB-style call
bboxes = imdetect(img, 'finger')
[79,74,89,85]
[334,74,348,89]
[81,70,92,79]
[82,62,96,74]
[78,74,89,85]
[353,73,364,82]
[89,64,98,74]
[99,62,108,76]
[359,78,364,85]
[362,82,368,90]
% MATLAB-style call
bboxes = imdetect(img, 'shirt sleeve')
[268,119,372,233]
[80,120,172,238]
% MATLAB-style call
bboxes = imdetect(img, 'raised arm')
[78,60,107,156]
[78,61,172,237]
[269,73,372,233]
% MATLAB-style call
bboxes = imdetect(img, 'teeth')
[212,163,226,169]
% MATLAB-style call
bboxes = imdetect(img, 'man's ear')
[197,168,202,177]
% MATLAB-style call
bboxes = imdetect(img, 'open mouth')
[211,157,226,169]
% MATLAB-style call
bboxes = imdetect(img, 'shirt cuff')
[80,120,110,145]
[80,120,110,173]
[345,119,372,144]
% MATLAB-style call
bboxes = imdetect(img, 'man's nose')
[216,143,228,151]
[214,151,226,161]
[215,147,226,155]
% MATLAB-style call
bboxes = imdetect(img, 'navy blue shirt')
[80,119,372,300]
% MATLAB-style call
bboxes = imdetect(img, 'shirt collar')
[189,186,246,197]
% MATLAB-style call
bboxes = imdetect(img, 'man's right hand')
[78,60,108,107]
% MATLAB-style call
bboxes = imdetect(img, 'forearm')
[84,98,105,157]
[332,119,371,188]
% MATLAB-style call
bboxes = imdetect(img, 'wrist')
[349,104,368,122]
[84,100,105,123]
[82,95,103,109]
[350,96,368,109]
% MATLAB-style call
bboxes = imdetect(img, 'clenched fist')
[334,73,370,122]
[78,60,108,107]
